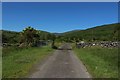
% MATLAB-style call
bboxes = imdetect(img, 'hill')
[1,29,53,44]
[1,23,120,44]
[2,30,20,44]
[62,23,120,41]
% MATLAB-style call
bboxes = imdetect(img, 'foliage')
[62,23,120,42]
[2,30,20,44]
[2,27,56,47]
[20,26,40,47]
[2,23,120,46]
[38,31,52,40]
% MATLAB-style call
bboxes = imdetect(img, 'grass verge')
[74,46,118,78]
[0,47,2,79]
[2,46,54,78]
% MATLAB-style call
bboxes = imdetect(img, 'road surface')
[29,43,91,78]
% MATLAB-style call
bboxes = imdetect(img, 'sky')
[2,2,118,33]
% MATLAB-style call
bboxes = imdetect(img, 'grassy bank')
[2,46,54,78]
[0,47,2,79]
[74,46,118,78]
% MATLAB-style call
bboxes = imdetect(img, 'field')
[74,46,118,78]
[2,46,54,78]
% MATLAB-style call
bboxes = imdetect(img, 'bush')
[52,45,58,49]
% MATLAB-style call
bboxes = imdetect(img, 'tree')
[48,34,58,49]
[20,26,40,47]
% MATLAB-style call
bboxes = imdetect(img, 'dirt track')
[29,43,91,78]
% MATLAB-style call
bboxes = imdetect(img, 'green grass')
[2,46,54,78]
[0,47,2,79]
[74,46,118,78]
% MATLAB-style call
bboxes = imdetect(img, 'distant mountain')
[53,30,82,36]
[53,33,63,36]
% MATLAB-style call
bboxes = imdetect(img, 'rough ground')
[29,43,91,78]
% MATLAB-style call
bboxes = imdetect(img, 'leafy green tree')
[20,26,40,47]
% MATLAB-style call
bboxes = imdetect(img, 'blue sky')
[2,2,118,33]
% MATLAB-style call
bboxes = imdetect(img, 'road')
[29,43,91,78]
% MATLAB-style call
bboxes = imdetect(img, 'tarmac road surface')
[29,43,91,78]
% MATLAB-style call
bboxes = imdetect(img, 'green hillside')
[2,30,53,44]
[2,30,20,44]
[62,23,120,42]
[1,23,120,44]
